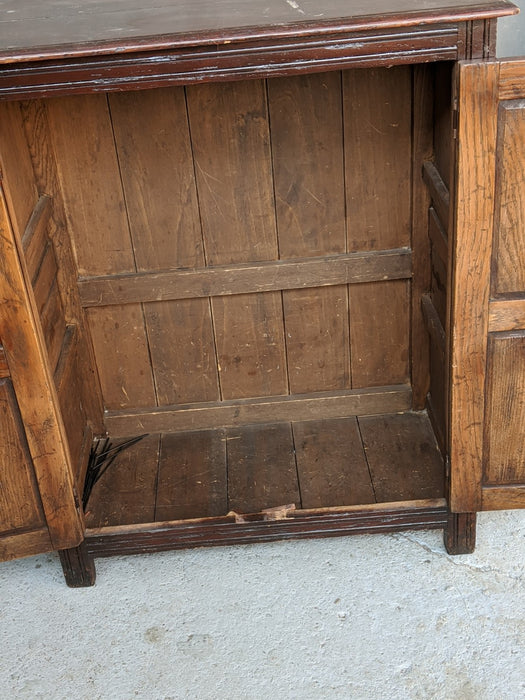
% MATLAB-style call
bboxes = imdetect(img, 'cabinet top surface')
[0,0,517,63]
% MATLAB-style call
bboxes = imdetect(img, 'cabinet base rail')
[54,500,477,587]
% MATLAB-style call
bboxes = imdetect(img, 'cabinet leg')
[58,540,96,587]
[444,512,476,554]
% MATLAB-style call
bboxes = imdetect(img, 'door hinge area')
[452,97,459,140]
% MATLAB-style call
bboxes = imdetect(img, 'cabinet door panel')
[450,59,525,512]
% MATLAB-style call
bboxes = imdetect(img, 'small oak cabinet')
[0,0,523,586]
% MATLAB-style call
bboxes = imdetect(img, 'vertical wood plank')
[449,62,499,512]
[343,66,412,252]
[492,102,525,295]
[350,280,410,388]
[293,417,375,508]
[268,72,350,394]
[109,88,220,405]
[227,423,300,513]
[187,80,287,399]
[155,430,227,521]
[484,333,525,485]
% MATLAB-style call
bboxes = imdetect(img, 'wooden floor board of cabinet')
[0,0,523,585]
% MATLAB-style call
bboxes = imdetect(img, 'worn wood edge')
[444,511,476,553]
[85,499,448,557]
[21,194,52,282]
[78,249,412,307]
[53,324,78,388]
[488,298,525,332]
[0,187,85,549]
[481,485,525,510]
[0,527,52,562]
[422,293,446,355]
[426,392,446,456]
[104,384,413,437]
[429,207,449,265]
[58,541,96,587]
[448,60,499,513]
[422,160,450,229]
[0,345,9,378]
[0,7,517,66]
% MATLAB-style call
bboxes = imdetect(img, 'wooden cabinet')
[0,0,523,585]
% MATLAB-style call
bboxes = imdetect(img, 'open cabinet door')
[450,58,525,515]
[0,184,84,562]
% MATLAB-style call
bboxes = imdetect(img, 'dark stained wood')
[40,280,68,374]
[432,62,454,190]
[484,333,525,485]
[344,66,412,252]
[104,384,413,437]
[428,206,448,266]
[492,101,525,295]
[294,417,375,507]
[444,512,476,554]
[422,160,450,230]
[226,423,301,513]
[155,430,227,521]
[349,280,410,388]
[58,541,96,588]
[411,65,434,410]
[422,293,446,356]
[0,379,44,532]
[358,412,444,502]
[77,249,413,307]
[0,347,9,378]
[85,500,449,560]
[84,435,161,527]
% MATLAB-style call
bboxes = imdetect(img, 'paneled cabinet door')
[449,58,525,513]
[0,185,84,561]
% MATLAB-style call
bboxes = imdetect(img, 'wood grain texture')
[294,417,375,507]
[448,61,499,513]
[0,187,84,549]
[155,430,227,521]
[227,423,300,513]
[499,59,525,101]
[492,100,525,295]
[358,412,444,502]
[85,435,160,527]
[0,528,52,563]
[77,249,412,307]
[0,379,44,532]
[488,299,525,332]
[104,385,413,436]
[21,195,52,281]
[349,280,410,388]
[484,333,525,485]
[482,485,525,510]
[344,66,412,252]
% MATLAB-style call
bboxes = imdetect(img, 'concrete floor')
[0,510,523,699]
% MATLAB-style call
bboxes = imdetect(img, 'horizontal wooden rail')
[78,248,412,307]
[488,298,525,333]
[422,160,450,230]
[482,485,525,510]
[86,499,448,558]
[104,384,412,437]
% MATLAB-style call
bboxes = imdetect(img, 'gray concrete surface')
[1,510,523,700]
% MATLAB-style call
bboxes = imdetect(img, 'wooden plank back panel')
[187,80,288,400]
[268,72,351,394]
[492,100,525,295]
[484,333,525,485]
[0,379,44,532]
[46,94,158,410]
[108,88,220,406]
